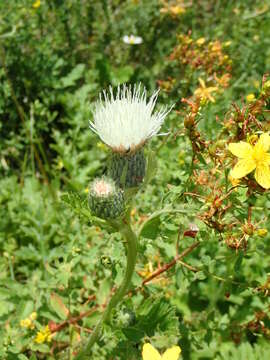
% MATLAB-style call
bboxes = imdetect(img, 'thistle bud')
[108,148,146,188]
[88,177,125,219]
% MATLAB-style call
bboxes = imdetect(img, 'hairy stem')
[74,220,137,359]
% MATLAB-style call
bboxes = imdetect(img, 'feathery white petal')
[90,84,171,151]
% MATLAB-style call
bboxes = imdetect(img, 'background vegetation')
[0,0,270,359]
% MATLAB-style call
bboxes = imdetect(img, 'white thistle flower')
[90,84,172,153]
[122,35,143,45]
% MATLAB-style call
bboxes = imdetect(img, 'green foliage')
[0,0,270,359]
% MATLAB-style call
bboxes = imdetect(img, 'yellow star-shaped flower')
[228,133,270,189]
[194,78,218,103]
[32,0,41,8]
[142,343,181,360]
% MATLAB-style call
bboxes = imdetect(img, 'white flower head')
[123,35,143,45]
[90,84,172,153]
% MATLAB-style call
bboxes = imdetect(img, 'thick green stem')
[74,221,137,359]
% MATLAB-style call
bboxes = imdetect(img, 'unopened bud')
[88,177,125,219]
[242,222,254,236]
[257,228,268,237]
[184,116,195,129]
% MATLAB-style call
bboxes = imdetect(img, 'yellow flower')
[34,325,52,344]
[196,37,206,46]
[246,93,255,102]
[20,318,34,330]
[32,0,41,8]
[194,78,218,103]
[228,133,270,189]
[142,343,181,360]
[228,175,240,187]
[263,80,270,90]
[30,312,37,321]
[170,6,185,16]
[257,228,268,237]
[97,141,108,151]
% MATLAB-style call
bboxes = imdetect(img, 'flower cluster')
[34,325,52,344]
[20,312,37,330]
[158,34,232,104]
[170,34,232,74]
[160,0,189,18]
[179,76,270,250]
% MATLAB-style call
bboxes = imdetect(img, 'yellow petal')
[162,346,181,360]
[228,142,253,158]
[255,163,270,189]
[256,133,270,152]
[198,78,206,88]
[230,159,256,179]
[142,344,162,360]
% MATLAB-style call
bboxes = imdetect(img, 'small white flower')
[122,35,143,45]
[90,84,172,152]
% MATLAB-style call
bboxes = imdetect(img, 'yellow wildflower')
[246,93,255,102]
[142,343,181,360]
[228,175,240,187]
[138,262,154,278]
[56,160,64,169]
[30,312,37,321]
[97,141,108,151]
[194,78,218,103]
[84,187,89,193]
[20,318,35,330]
[228,133,270,189]
[257,228,268,237]
[170,6,185,16]
[214,73,231,88]
[34,325,52,344]
[263,80,270,90]
[196,37,206,46]
[32,0,41,8]
[253,80,260,89]
[248,134,258,145]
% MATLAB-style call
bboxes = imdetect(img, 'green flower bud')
[108,148,146,188]
[88,177,125,219]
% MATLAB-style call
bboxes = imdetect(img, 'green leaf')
[18,355,29,360]
[122,327,144,342]
[140,217,161,239]
[111,65,134,85]
[59,64,85,88]
[144,150,158,185]
[49,293,69,320]
[234,252,244,274]
[197,153,207,165]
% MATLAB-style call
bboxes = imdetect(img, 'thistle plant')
[74,84,172,359]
